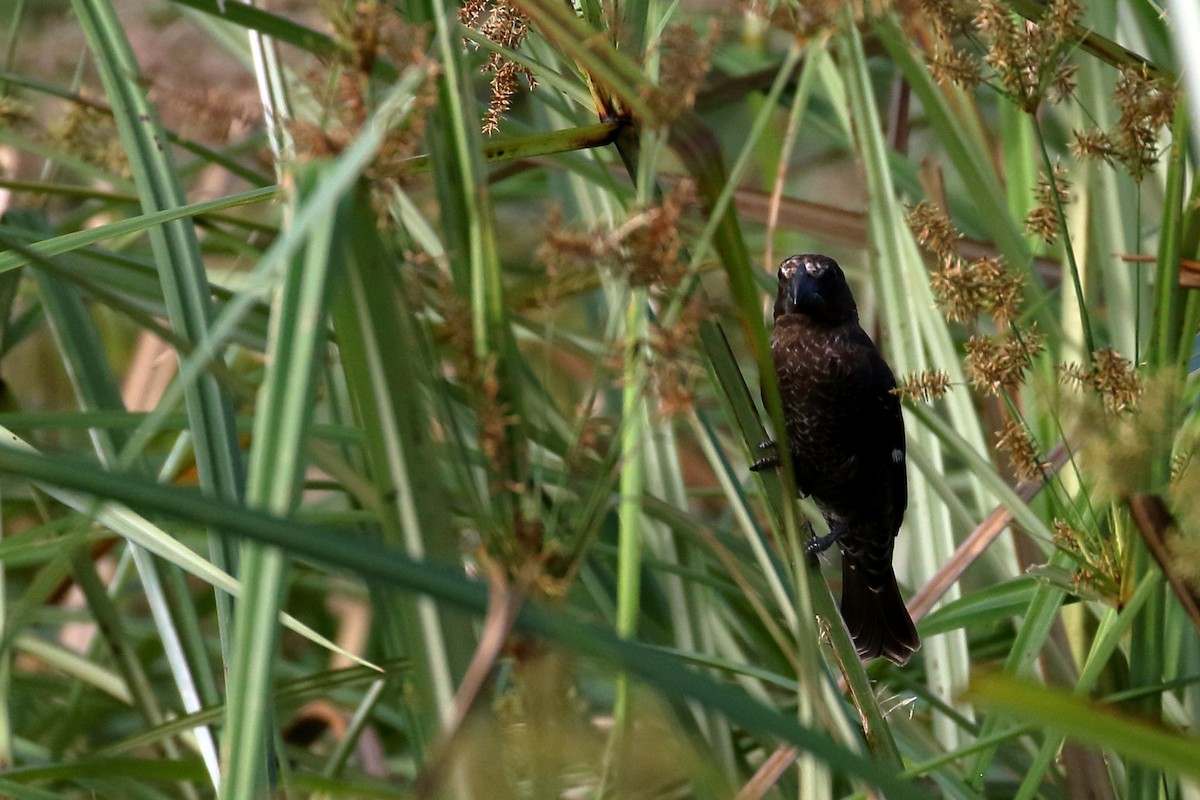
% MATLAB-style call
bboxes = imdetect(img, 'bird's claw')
[805,527,843,556]
[750,440,779,472]
[750,454,780,472]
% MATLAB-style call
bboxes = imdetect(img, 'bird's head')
[773,254,859,326]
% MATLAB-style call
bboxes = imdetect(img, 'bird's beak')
[787,271,820,312]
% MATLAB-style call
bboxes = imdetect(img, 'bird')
[751,254,919,666]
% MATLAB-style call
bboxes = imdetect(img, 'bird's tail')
[839,556,920,666]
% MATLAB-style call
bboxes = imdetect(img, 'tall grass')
[0,0,1198,798]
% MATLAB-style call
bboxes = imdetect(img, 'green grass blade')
[614,288,647,729]
[0,443,925,799]
[329,190,463,752]
[70,0,253,661]
[0,425,375,671]
[970,671,1200,781]
[222,162,343,798]
[0,187,275,275]
[1149,104,1188,369]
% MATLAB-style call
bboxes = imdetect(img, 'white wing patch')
[891,448,904,463]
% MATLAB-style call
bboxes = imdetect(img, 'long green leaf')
[0,443,925,799]
[0,187,275,275]
[71,0,250,664]
[222,163,342,799]
[970,671,1200,781]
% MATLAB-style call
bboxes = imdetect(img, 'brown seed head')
[907,200,961,261]
[928,46,984,89]
[929,255,1023,327]
[965,324,1044,395]
[995,417,1043,481]
[460,0,536,134]
[48,103,130,178]
[652,21,718,124]
[1024,163,1071,244]
[1060,347,1142,414]
[975,0,1080,111]
[892,370,953,404]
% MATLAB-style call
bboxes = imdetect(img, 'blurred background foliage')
[0,0,1199,798]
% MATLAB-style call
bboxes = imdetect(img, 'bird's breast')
[770,322,864,402]
[769,319,879,497]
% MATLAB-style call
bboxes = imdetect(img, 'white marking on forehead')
[891,448,903,463]
[780,256,829,280]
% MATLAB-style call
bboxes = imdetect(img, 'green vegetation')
[0,0,1198,798]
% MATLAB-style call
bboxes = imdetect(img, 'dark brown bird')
[752,254,919,665]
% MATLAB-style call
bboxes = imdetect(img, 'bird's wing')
[847,328,908,535]
[875,353,908,535]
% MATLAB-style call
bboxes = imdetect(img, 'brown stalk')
[1127,493,1200,636]
[1117,254,1200,289]
[735,743,801,800]
[414,559,524,799]
[909,441,1069,621]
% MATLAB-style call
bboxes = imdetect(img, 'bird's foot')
[750,454,780,471]
[750,440,778,472]
[805,526,843,556]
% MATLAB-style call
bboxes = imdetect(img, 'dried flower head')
[910,202,1025,326]
[917,0,976,37]
[148,82,260,144]
[892,370,953,403]
[1073,65,1175,180]
[432,271,529,525]
[479,357,521,485]
[1024,163,1071,244]
[929,256,1024,327]
[536,182,696,300]
[965,324,1044,394]
[1112,65,1173,177]
[652,21,718,123]
[975,0,1081,112]
[1051,517,1076,549]
[929,258,983,324]
[1059,347,1142,413]
[48,103,129,178]
[649,298,707,416]
[434,272,477,381]
[566,412,611,474]
[909,0,983,85]
[1115,65,1176,141]
[907,200,961,262]
[742,0,838,42]
[327,0,385,74]
[538,207,598,259]
[928,46,984,89]
[532,209,584,310]
[461,0,536,134]
[1070,128,1119,166]
[619,181,695,288]
[996,417,1043,481]
[293,4,437,209]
